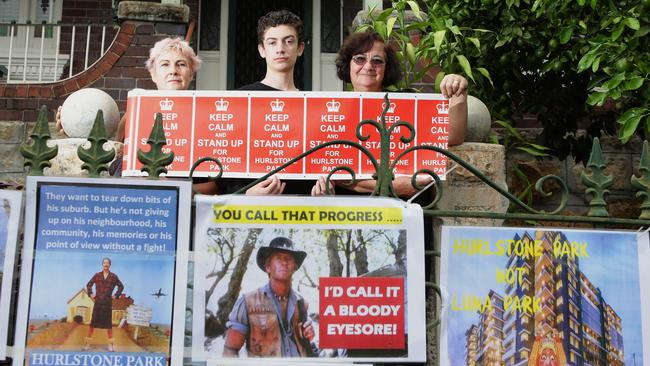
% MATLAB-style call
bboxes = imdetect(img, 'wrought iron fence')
[20,98,650,364]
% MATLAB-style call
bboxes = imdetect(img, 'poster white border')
[14,176,192,366]
[0,190,23,360]
[191,195,425,363]
[638,231,650,362]
[440,225,650,366]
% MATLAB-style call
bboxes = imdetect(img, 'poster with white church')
[13,176,192,366]
[440,226,650,366]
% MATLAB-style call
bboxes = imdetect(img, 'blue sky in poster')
[36,184,178,255]
[28,250,175,325]
[444,227,644,366]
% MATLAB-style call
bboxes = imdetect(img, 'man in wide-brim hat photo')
[223,236,316,357]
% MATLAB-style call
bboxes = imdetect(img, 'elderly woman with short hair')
[114,37,201,141]
[130,38,275,195]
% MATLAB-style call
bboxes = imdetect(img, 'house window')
[0,0,70,82]
[321,0,342,52]
[0,0,20,37]
[33,0,55,38]
[200,0,221,51]
[0,0,58,28]
[0,0,61,40]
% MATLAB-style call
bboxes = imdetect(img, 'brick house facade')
[0,0,199,122]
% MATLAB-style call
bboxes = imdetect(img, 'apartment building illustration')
[464,231,625,366]
[466,325,479,366]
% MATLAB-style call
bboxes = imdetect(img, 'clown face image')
[537,348,558,366]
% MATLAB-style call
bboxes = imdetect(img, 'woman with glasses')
[313,31,468,196]
[335,31,467,145]
[336,32,402,93]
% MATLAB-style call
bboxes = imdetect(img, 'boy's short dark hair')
[257,10,304,44]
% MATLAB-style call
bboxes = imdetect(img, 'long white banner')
[122,90,450,179]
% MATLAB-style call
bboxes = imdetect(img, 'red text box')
[415,99,449,176]
[135,96,193,172]
[319,276,405,349]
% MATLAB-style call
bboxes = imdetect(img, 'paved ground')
[44,324,147,352]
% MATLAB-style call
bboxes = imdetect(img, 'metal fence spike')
[632,141,650,219]
[20,105,58,176]
[137,113,174,179]
[78,109,116,177]
[580,137,613,217]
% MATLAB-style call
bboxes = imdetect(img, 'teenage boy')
[228,10,330,195]
[239,10,304,91]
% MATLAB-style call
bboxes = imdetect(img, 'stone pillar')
[117,1,190,24]
[45,139,123,177]
[428,142,508,366]
[438,143,509,226]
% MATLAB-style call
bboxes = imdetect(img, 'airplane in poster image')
[151,288,167,299]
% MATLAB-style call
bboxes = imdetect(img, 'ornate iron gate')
[21,98,650,364]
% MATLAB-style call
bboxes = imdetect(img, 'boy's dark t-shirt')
[237,81,279,91]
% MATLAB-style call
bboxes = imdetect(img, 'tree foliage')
[205,228,261,338]
[363,0,650,161]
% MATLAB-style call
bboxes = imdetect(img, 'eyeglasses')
[351,55,386,68]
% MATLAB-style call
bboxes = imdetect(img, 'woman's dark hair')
[335,31,402,88]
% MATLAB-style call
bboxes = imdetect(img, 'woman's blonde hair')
[145,37,202,72]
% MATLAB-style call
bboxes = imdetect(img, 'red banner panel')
[360,97,416,176]
[249,96,304,174]
[132,95,194,172]
[193,96,248,174]
[305,97,361,175]
[415,99,449,176]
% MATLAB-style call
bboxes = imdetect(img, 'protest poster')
[0,190,22,360]
[121,90,449,180]
[193,92,249,176]
[440,226,650,366]
[304,94,360,177]
[126,90,194,173]
[191,195,426,363]
[14,176,192,366]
